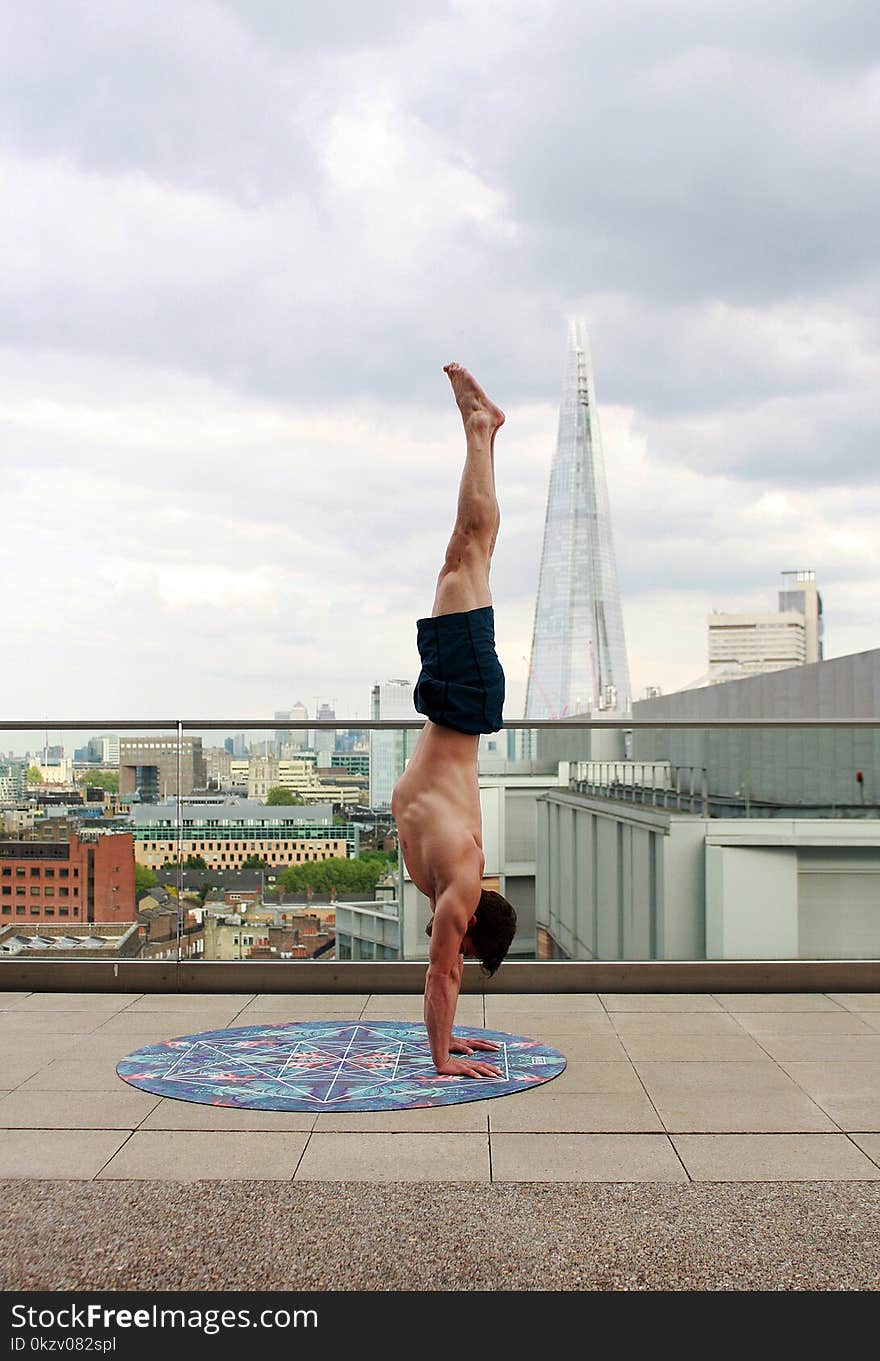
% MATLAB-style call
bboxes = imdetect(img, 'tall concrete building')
[313,702,336,763]
[273,711,292,757]
[525,318,631,725]
[288,702,309,752]
[778,569,824,663]
[118,737,206,801]
[706,569,824,684]
[369,681,417,810]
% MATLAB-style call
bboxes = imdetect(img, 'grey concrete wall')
[632,648,880,808]
[537,793,682,960]
[538,790,880,961]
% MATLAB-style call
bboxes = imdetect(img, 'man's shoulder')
[433,840,483,901]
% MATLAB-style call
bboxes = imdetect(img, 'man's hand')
[434,1055,502,1079]
[449,1036,500,1054]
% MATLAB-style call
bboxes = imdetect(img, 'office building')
[705,570,824,684]
[313,702,337,763]
[118,737,207,801]
[131,800,360,870]
[369,681,417,810]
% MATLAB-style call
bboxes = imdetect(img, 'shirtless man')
[391,363,517,1079]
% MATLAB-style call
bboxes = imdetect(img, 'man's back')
[391,721,484,904]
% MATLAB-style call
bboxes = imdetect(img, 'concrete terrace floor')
[2,988,880,1290]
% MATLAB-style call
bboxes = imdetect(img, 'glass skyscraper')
[525,318,631,721]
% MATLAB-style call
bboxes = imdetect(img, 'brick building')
[0,832,136,925]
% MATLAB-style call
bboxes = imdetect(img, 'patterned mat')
[116,1020,566,1112]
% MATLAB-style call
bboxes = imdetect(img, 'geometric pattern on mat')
[116,1020,566,1112]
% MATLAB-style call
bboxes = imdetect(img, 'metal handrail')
[3,718,879,730]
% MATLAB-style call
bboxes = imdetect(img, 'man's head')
[464,889,517,977]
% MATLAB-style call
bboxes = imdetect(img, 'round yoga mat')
[116,1019,566,1112]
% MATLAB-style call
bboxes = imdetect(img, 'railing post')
[176,719,183,972]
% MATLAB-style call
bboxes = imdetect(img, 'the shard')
[525,318,631,721]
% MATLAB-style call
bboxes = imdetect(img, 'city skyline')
[3,3,878,722]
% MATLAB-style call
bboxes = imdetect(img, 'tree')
[266,787,304,805]
[359,848,398,872]
[241,854,268,869]
[275,855,385,896]
[135,864,157,895]
[183,854,207,871]
[26,765,43,785]
[77,770,119,794]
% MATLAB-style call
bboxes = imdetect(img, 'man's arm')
[424,886,501,1078]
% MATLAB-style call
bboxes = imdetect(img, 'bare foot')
[444,362,505,446]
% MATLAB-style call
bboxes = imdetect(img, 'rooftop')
[2,986,880,1290]
[131,801,334,824]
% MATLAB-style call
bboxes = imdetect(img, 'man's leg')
[431,363,505,617]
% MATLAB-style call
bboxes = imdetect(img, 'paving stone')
[491,1134,687,1182]
[672,1133,880,1181]
[295,1133,490,1182]
[98,1131,310,1180]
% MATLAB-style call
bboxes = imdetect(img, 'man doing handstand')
[391,363,517,1079]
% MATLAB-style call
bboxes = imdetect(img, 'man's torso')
[391,722,484,902]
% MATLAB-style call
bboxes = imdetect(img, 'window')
[44,868,54,879]
[59,908,68,917]
[1,887,9,897]
[1,867,10,878]
[59,868,68,879]
[44,888,54,898]
[30,887,40,897]
[59,888,69,899]
[15,868,25,878]
[73,887,79,897]
[73,868,79,878]
[15,888,25,898]
[15,907,25,916]
[44,907,54,917]
[30,867,40,878]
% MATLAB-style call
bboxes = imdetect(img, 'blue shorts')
[413,605,505,735]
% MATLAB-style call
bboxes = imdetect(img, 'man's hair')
[470,889,517,977]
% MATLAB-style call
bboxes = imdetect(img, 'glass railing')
[0,717,878,969]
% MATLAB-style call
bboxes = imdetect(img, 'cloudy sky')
[3,0,879,736]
